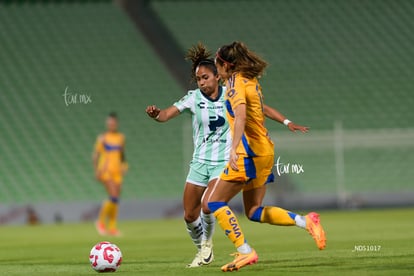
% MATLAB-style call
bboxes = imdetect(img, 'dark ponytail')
[185,42,217,83]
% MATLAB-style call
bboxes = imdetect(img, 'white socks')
[201,211,215,242]
[237,243,252,254]
[295,215,307,229]
[186,212,216,250]
[186,216,203,250]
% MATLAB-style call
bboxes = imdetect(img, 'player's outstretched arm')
[145,105,180,122]
[263,104,309,133]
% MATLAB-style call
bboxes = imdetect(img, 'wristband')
[283,119,291,126]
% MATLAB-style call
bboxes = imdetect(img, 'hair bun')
[185,42,214,82]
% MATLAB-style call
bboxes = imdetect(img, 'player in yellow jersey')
[92,112,128,236]
[207,42,326,272]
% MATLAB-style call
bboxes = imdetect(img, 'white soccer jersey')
[174,86,231,165]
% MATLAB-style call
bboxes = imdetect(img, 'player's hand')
[229,149,239,171]
[94,169,101,181]
[287,122,309,133]
[121,162,129,175]
[145,105,161,119]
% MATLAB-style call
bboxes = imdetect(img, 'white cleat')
[186,251,203,268]
[200,240,214,265]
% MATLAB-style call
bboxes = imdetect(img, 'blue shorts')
[186,160,226,187]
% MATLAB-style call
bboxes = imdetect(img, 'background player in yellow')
[92,112,127,236]
[207,41,326,272]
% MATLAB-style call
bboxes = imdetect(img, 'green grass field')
[0,208,413,275]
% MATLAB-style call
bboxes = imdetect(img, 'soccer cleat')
[95,221,106,236]
[200,240,214,265]
[221,249,258,272]
[186,251,203,268]
[108,229,122,237]
[305,212,326,250]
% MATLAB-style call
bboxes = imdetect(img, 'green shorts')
[186,160,226,187]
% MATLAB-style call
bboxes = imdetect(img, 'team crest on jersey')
[227,89,236,98]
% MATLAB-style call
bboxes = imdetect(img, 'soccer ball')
[89,241,122,272]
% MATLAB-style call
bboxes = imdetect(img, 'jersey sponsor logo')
[208,115,225,131]
[229,216,242,238]
[103,143,122,151]
[202,136,227,144]
[198,102,206,109]
[197,102,223,110]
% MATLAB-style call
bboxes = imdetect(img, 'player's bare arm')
[263,104,309,133]
[120,142,128,175]
[145,105,180,122]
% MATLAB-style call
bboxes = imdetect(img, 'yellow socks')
[213,205,245,248]
[260,206,296,226]
[98,200,111,225]
[108,202,119,231]
[98,199,118,230]
[208,202,302,251]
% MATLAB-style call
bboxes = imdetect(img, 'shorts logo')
[223,168,229,175]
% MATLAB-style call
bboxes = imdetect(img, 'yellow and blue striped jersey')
[95,132,125,172]
[225,73,274,157]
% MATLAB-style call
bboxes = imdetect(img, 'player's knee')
[184,212,199,223]
[109,196,119,204]
[244,206,255,218]
[201,200,211,214]
[247,206,263,222]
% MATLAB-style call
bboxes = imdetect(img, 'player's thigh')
[201,162,226,212]
[106,181,121,198]
[201,178,219,213]
[207,178,243,203]
[183,182,206,222]
[105,171,122,197]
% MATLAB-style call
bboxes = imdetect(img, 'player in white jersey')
[175,85,231,167]
[146,43,307,268]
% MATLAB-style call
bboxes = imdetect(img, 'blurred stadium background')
[0,0,413,225]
